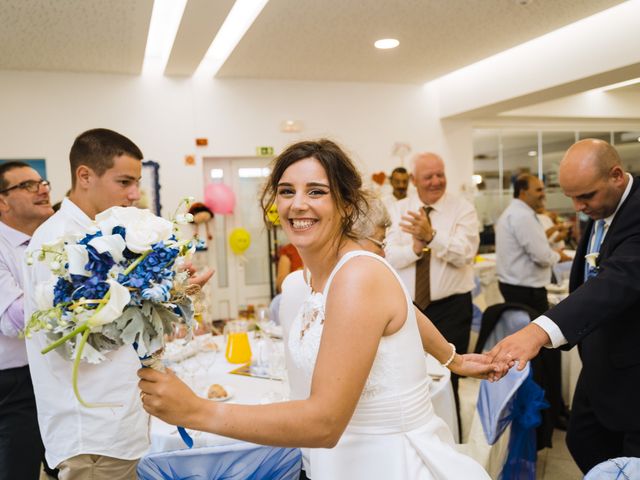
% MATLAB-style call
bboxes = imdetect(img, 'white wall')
[433,0,640,119]
[0,70,474,215]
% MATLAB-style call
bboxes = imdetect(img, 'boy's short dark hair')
[70,129,143,186]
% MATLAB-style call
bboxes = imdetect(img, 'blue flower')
[141,278,173,302]
[84,245,115,280]
[53,278,74,305]
[70,274,110,306]
[120,242,179,290]
[78,231,103,246]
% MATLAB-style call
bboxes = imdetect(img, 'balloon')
[229,228,251,255]
[266,204,280,226]
[204,183,236,215]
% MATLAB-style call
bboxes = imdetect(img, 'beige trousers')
[57,454,138,480]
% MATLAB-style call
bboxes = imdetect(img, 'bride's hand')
[138,367,206,427]
[447,353,507,381]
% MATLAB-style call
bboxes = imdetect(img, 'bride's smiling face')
[276,157,343,251]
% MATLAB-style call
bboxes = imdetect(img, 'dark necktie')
[414,206,433,310]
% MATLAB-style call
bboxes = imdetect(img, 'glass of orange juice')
[224,320,252,364]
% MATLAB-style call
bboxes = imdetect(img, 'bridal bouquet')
[25,201,198,407]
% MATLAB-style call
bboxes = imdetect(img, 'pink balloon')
[204,183,236,215]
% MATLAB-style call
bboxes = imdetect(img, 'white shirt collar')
[59,197,94,228]
[421,191,447,212]
[602,173,633,228]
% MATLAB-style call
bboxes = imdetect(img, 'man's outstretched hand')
[488,323,551,373]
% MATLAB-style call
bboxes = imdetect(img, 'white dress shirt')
[534,174,634,347]
[385,192,479,301]
[24,198,149,468]
[0,221,30,369]
[495,199,560,288]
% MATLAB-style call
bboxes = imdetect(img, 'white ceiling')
[0,0,627,83]
[0,0,153,74]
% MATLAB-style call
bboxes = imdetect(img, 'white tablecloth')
[150,336,458,452]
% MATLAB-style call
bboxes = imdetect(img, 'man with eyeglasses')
[0,161,54,480]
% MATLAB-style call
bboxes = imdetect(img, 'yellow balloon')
[266,204,280,226]
[229,228,251,255]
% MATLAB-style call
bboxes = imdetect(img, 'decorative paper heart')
[372,172,386,185]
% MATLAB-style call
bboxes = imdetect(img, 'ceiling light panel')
[194,0,269,78]
[142,0,188,75]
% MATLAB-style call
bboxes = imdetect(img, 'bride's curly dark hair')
[261,139,368,239]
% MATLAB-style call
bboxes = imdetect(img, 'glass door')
[202,157,273,320]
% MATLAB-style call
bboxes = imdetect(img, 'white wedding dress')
[287,251,489,480]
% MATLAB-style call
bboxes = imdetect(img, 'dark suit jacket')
[546,176,640,431]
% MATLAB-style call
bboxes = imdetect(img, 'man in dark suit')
[488,138,640,473]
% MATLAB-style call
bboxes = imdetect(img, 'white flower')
[34,278,56,310]
[65,244,90,276]
[175,213,194,224]
[88,234,126,263]
[585,252,599,269]
[88,279,131,328]
[95,206,173,254]
[41,238,65,253]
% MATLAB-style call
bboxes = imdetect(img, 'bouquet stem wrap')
[137,345,194,449]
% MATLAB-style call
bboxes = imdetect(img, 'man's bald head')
[412,152,447,205]
[558,139,628,220]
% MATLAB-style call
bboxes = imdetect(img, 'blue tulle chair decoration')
[137,442,302,480]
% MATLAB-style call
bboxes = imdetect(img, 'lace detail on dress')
[288,292,325,378]
[359,341,395,400]
[288,287,398,402]
[299,291,325,339]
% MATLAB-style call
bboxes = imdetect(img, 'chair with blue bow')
[584,457,640,479]
[137,442,302,480]
[458,303,548,480]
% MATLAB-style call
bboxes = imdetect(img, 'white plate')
[204,384,234,402]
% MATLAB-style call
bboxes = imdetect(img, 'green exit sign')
[256,146,274,156]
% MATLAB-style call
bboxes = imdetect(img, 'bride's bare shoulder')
[328,255,403,305]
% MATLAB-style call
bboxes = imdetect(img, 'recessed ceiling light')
[374,38,399,50]
[528,150,537,157]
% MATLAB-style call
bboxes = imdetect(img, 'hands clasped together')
[433,322,553,383]
[484,323,552,381]
[400,209,435,254]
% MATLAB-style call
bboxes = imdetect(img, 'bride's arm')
[138,256,402,448]
[415,307,500,379]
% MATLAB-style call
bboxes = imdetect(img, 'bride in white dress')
[139,139,496,479]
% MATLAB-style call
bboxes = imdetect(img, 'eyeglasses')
[366,236,387,250]
[0,179,51,195]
